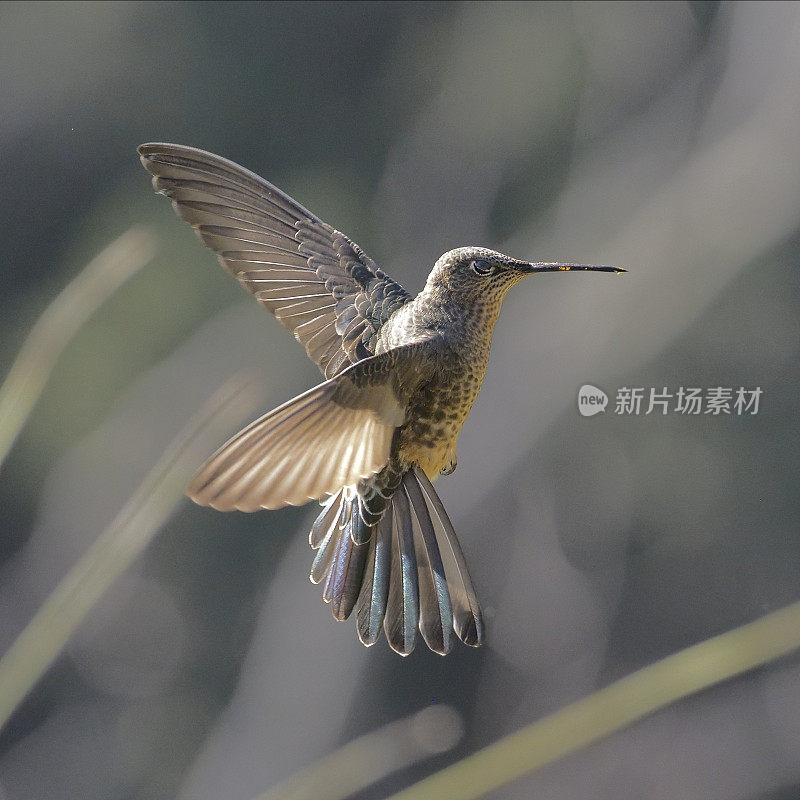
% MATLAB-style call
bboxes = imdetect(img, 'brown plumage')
[139,142,624,656]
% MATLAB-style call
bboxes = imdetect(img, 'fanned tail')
[412,466,484,648]
[308,467,484,655]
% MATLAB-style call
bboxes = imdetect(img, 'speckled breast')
[376,296,496,479]
[397,367,484,478]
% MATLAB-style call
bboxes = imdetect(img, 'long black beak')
[521,262,626,274]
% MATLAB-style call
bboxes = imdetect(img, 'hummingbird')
[138,143,624,656]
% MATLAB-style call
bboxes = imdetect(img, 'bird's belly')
[396,379,480,480]
[398,423,459,480]
[400,428,457,480]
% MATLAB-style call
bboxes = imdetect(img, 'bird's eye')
[470,259,495,276]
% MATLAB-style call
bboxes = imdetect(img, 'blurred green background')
[2,1,800,798]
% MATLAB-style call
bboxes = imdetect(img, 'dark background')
[2,2,800,798]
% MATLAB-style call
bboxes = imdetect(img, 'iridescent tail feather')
[309,467,484,656]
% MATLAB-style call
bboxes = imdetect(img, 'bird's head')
[423,247,625,308]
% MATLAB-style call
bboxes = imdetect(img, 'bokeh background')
[2,2,800,798]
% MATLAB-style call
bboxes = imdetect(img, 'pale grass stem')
[0,373,264,729]
[386,599,800,800]
[0,226,158,468]
[256,704,463,800]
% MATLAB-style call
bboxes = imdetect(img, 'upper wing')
[138,143,411,378]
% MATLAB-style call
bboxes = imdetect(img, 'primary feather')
[138,143,410,378]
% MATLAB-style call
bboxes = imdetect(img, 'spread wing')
[138,143,411,378]
[188,343,432,512]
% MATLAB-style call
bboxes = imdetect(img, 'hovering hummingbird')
[138,143,624,656]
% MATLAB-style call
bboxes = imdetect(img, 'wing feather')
[139,143,411,377]
[187,347,424,512]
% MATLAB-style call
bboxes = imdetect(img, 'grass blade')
[0,226,157,467]
[0,373,264,729]
[387,599,800,800]
[255,705,463,800]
